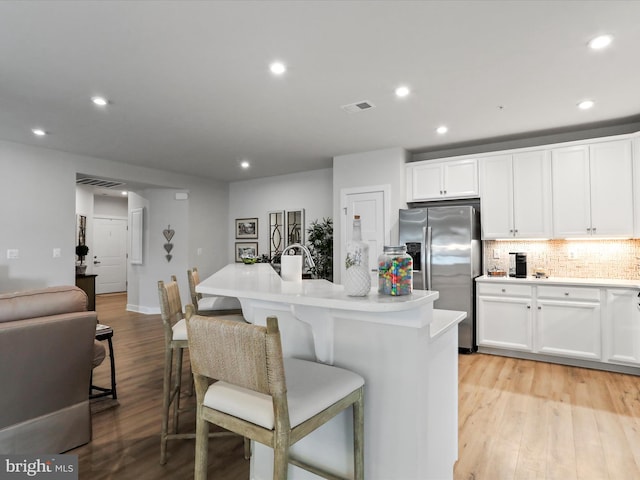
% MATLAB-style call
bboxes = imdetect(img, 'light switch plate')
[493,249,500,259]
[7,249,19,259]
[53,248,61,258]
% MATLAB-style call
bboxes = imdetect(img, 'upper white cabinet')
[406,159,478,202]
[479,150,552,239]
[551,139,633,238]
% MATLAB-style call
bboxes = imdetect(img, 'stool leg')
[353,389,365,480]
[173,347,184,433]
[160,346,173,465]
[194,408,209,480]
[243,437,251,460]
[273,435,289,480]
[107,337,117,399]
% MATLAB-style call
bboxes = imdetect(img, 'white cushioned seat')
[198,295,241,312]
[203,357,365,429]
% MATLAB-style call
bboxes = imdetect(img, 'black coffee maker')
[509,252,527,278]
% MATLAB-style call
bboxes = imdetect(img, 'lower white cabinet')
[477,284,533,351]
[535,285,601,360]
[477,280,612,366]
[605,288,640,365]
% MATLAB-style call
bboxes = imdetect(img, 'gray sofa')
[0,285,98,453]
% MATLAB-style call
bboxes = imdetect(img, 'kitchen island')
[198,263,465,479]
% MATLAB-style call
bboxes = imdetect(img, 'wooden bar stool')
[157,277,245,464]
[185,305,365,480]
[187,267,242,315]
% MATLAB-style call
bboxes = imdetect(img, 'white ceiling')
[1,1,639,183]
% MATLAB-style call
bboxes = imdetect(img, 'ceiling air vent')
[341,100,376,114]
[76,177,125,189]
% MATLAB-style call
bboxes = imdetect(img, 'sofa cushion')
[0,286,88,323]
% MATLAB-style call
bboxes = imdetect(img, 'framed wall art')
[235,218,258,239]
[235,242,258,262]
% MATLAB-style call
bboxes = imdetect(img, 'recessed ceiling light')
[32,128,47,136]
[395,86,410,98]
[240,160,250,169]
[578,99,595,110]
[269,62,286,75]
[436,126,448,135]
[588,34,613,50]
[91,96,109,107]
[121,191,128,196]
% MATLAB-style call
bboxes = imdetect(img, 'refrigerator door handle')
[424,226,432,290]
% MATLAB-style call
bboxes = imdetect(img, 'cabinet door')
[512,150,552,238]
[443,159,478,198]
[536,299,601,360]
[551,145,591,238]
[605,289,640,365]
[479,155,513,239]
[477,295,533,351]
[589,140,633,237]
[409,162,443,201]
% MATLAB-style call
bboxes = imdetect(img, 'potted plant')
[75,244,89,275]
[306,217,333,281]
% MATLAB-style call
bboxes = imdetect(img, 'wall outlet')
[197,248,203,256]
[568,249,577,260]
[6,249,19,259]
[53,248,61,258]
[493,249,500,259]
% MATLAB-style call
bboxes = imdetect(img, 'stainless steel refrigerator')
[399,204,481,352]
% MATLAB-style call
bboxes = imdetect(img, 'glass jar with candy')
[377,245,413,296]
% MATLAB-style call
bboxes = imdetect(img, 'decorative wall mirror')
[268,210,285,259]
[286,209,305,245]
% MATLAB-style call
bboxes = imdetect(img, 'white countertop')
[197,263,439,312]
[476,275,640,289]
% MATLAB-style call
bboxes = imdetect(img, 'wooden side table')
[91,324,117,400]
[76,274,97,311]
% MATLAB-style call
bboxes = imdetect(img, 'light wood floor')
[73,293,640,479]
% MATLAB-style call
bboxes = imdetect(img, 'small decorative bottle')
[344,215,371,296]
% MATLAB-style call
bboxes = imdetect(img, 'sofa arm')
[0,311,97,429]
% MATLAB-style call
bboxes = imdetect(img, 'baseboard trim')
[478,346,640,376]
[126,304,160,315]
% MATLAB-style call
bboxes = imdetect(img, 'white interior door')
[340,186,389,284]
[94,217,128,294]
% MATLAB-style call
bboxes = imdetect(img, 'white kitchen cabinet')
[605,288,640,365]
[551,140,633,238]
[634,138,640,237]
[535,286,601,360]
[406,158,478,202]
[477,283,533,351]
[480,150,551,239]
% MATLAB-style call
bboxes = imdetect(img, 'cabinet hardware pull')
[501,288,506,293]
[443,190,447,194]
[527,305,531,309]
[637,292,640,298]
[593,227,597,233]
[564,292,569,296]
[538,306,542,310]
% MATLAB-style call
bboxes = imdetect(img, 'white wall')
[0,139,230,314]
[228,169,333,260]
[94,195,128,218]
[332,147,409,283]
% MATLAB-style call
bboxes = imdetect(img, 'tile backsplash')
[484,239,640,279]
